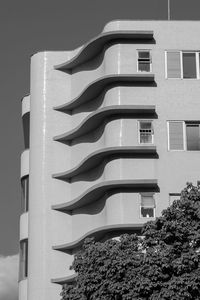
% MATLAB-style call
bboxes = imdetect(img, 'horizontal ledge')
[54,105,156,143]
[52,179,158,212]
[53,223,144,253]
[54,74,155,112]
[54,30,154,71]
[51,274,77,285]
[53,146,157,180]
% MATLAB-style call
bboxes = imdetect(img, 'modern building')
[19,20,200,300]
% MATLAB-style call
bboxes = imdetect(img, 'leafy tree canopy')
[61,183,200,300]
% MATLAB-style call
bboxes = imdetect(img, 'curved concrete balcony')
[22,95,30,149]
[20,212,29,241]
[53,146,157,181]
[52,179,158,212]
[21,95,30,117]
[54,105,156,143]
[18,278,28,300]
[21,149,29,178]
[55,30,154,71]
[52,274,77,285]
[53,223,143,254]
[54,74,155,112]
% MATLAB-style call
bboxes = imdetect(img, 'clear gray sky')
[0,0,200,256]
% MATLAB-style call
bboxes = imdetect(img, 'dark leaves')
[61,184,200,300]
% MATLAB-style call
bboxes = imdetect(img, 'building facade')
[20,20,200,300]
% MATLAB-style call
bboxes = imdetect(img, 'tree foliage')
[61,183,200,300]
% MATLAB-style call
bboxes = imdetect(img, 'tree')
[61,183,200,300]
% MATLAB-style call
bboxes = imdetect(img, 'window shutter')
[168,121,184,150]
[166,51,181,78]
[141,195,155,207]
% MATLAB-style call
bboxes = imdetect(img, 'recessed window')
[182,52,197,78]
[19,239,28,281]
[169,193,181,205]
[137,50,152,72]
[21,176,29,212]
[166,51,200,79]
[139,121,154,144]
[140,194,155,218]
[186,123,200,150]
[168,121,200,151]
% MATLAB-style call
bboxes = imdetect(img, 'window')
[168,121,200,151]
[169,193,181,205]
[19,239,28,281]
[21,176,29,212]
[166,51,200,79]
[186,123,200,150]
[182,52,197,78]
[139,121,154,144]
[140,194,155,218]
[137,50,152,72]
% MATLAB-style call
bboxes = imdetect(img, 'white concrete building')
[20,20,200,300]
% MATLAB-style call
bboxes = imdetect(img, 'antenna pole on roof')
[168,0,171,20]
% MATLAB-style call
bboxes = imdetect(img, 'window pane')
[138,51,150,59]
[169,193,180,205]
[21,176,29,212]
[199,53,200,76]
[141,207,154,218]
[183,53,197,78]
[140,134,153,143]
[166,51,181,78]
[168,121,184,150]
[186,124,200,150]
[141,194,155,218]
[141,195,155,207]
[19,240,28,280]
[140,122,152,130]
[139,121,153,144]
[138,62,150,72]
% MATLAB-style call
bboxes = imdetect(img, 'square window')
[138,51,151,59]
[166,50,200,79]
[169,193,181,205]
[140,194,155,218]
[138,62,151,72]
[186,123,200,150]
[141,207,154,218]
[182,52,197,79]
[138,50,152,72]
[139,121,154,144]
[168,121,200,151]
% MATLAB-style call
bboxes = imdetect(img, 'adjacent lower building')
[19,20,200,300]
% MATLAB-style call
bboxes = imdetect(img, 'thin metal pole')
[168,0,170,20]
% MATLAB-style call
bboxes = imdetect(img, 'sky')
[0,0,200,299]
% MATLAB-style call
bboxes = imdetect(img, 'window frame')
[138,120,154,145]
[137,50,152,73]
[182,51,198,79]
[21,175,29,213]
[140,193,155,219]
[167,121,200,151]
[169,193,181,206]
[165,50,200,79]
[167,121,185,151]
[19,239,28,281]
